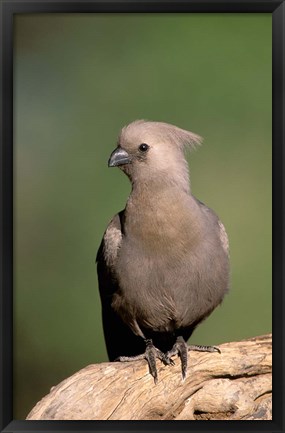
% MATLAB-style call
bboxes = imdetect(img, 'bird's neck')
[130,167,191,197]
[124,178,201,250]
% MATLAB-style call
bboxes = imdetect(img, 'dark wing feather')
[96,211,145,360]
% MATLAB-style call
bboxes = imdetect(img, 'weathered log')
[27,333,272,421]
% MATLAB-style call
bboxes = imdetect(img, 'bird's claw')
[166,338,221,380]
[163,356,175,366]
[115,339,168,384]
[187,344,221,354]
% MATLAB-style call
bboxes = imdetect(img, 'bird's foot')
[165,336,188,380]
[116,339,173,384]
[165,337,221,380]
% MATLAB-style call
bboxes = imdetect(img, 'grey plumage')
[96,120,230,381]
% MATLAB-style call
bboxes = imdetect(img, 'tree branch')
[26,334,272,420]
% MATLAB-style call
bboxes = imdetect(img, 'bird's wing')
[96,211,123,296]
[217,219,230,255]
[194,197,229,255]
[96,211,145,360]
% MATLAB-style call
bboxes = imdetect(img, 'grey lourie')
[96,120,230,383]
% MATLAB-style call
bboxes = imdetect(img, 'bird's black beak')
[108,147,131,167]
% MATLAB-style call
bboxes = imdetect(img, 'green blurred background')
[14,13,272,419]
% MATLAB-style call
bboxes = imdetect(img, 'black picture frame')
[0,1,283,432]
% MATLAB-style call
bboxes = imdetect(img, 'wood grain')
[27,334,272,421]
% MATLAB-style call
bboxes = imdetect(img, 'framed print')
[0,1,283,432]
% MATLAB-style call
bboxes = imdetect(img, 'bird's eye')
[139,143,149,152]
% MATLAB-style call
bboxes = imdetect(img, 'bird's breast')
[115,236,229,333]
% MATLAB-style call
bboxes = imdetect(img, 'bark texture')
[27,334,272,421]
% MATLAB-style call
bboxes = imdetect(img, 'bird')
[96,120,230,383]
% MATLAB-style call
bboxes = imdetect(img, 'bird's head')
[108,120,202,191]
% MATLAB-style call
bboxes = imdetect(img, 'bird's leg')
[116,339,173,384]
[165,337,221,380]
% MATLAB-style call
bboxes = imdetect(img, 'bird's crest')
[121,119,203,153]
